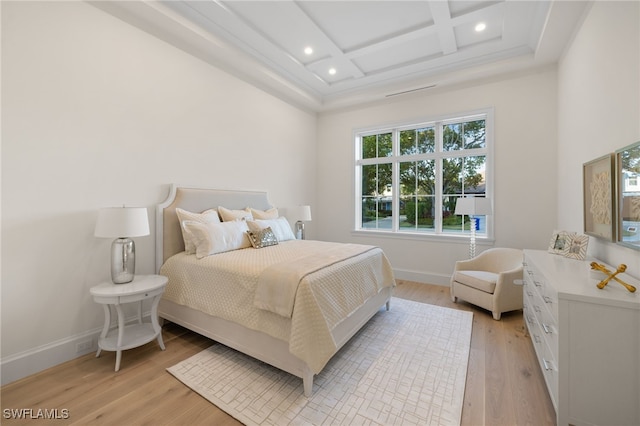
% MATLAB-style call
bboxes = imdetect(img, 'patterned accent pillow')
[247,227,279,249]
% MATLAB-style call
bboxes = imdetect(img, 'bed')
[155,184,395,396]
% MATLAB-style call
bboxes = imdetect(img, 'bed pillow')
[247,227,279,249]
[176,208,221,254]
[247,217,296,242]
[249,207,279,220]
[218,206,253,222]
[182,220,251,258]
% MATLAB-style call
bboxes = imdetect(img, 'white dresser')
[523,250,640,426]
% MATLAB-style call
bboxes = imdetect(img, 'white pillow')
[249,207,279,220]
[182,220,251,258]
[247,217,296,242]
[218,206,253,222]
[176,208,220,254]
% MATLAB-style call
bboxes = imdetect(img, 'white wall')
[1,1,316,383]
[316,69,558,284]
[557,1,640,278]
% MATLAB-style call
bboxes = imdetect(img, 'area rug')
[167,297,473,425]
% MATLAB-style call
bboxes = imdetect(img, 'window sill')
[351,229,495,245]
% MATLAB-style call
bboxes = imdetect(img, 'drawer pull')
[534,305,541,313]
[534,280,542,287]
[527,291,533,297]
[542,323,552,334]
[543,296,553,304]
[534,334,542,343]
[543,358,554,371]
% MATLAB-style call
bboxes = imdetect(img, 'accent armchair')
[450,248,524,320]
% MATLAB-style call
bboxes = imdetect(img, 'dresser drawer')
[525,261,558,322]
[539,339,559,409]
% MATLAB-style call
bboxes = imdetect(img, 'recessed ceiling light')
[328,68,337,75]
[475,22,486,32]
[304,46,313,55]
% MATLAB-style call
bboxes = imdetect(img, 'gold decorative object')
[590,262,637,293]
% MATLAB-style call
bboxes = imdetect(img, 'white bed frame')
[156,184,392,396]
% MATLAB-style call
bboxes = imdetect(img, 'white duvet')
[160,239,395,373]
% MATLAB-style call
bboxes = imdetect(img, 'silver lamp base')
[295,221,306,240]
[111,237,135,284]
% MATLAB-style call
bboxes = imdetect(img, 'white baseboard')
[1,329,101,386]
[393,268,451,286]
[1,312,152,386]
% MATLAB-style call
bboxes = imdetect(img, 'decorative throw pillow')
[249,207,279,220]
[182,220,251,258]
[176,208,220,254]
[247,227,279,249]
[218,206,253,222]
[247,217,296,241]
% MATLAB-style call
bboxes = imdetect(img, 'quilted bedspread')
[160,239,395,373]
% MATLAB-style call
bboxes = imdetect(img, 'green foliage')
[403,199,432,225]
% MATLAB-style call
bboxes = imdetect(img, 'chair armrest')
[493,266,524,296]
[453,256,485,272]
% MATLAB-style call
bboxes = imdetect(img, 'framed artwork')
[563,234,589,260]
[548,230,575,255]
[583,154,616,241]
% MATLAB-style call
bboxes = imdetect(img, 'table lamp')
[289,205,312,240]
[454,197,492,258]
[95,207,150,284]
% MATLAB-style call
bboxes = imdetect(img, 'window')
[355,110,492,239]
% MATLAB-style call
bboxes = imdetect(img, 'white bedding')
[160,239,395,373]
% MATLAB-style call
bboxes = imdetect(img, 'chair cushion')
[453,270,499,294]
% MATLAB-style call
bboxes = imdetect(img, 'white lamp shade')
[289,205,312,222]
[95,207,150,238]
[454,198,492,216]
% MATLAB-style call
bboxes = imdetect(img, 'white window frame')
[353,108,494,242]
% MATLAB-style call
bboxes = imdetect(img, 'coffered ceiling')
[92,1,590,111]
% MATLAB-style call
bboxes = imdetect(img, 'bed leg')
[386,300,391,311]
[302,369,314,397]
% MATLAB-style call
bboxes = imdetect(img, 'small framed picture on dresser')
[563,234,589,260]
[548,230,575,255]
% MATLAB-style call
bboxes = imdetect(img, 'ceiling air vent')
[386,85,437,98]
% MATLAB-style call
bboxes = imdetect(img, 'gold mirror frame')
[616,141,640,250]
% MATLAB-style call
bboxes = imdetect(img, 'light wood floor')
[1,280,556,425]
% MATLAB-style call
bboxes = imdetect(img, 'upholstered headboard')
[155,185,272,272]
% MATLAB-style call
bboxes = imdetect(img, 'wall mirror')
[617,141,640,250]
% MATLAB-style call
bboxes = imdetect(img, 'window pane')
[399,160,435,195]
[443,119,486,151]
[361,163,392,229]
[399,160,435,232]
[378,132,392,157]
[443,123,463,151]
[464,119,486,149]
[361,132,392,159]
[400,127,434,155]
[443,196,466,233]
[362,135,377,159]
[462,156,486,195]
[400,195,434,231]
[443,158,463,195]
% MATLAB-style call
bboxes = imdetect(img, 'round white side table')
[90,274,168,371]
